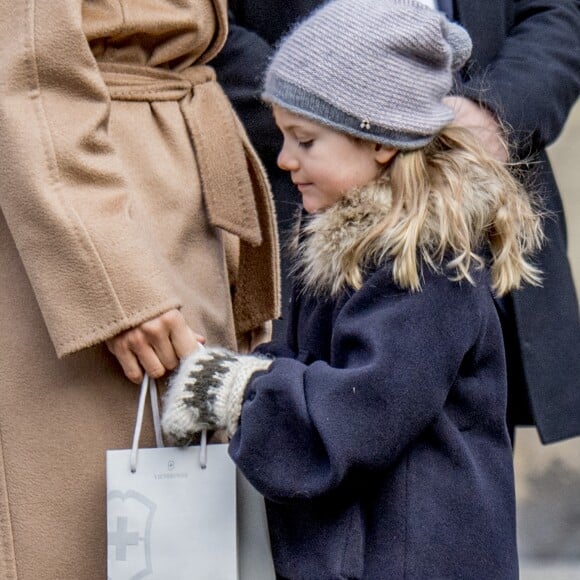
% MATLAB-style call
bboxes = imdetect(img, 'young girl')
[162,0,543,578]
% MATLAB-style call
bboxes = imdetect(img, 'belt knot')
[99,62,263,246]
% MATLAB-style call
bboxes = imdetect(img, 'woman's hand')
[443,96,508,163]
[106,309,205,384]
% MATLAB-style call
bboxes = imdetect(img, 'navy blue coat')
[231,264,518,579]
[213,0,580,444]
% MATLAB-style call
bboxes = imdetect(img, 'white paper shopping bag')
[107,375,237,580]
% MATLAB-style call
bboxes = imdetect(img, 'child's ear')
[373,144,398,165]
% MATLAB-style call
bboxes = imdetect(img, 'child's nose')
[277,147,299,172]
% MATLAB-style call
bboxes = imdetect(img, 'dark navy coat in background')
[230,265,518,579]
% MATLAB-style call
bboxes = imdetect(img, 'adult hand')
[443,96,508,163]
[106,309,205,384]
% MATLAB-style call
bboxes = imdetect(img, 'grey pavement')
[520,562,580,580]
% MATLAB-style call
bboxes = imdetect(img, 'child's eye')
[298,139,314,149]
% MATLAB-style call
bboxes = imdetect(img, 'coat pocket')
[267,497,365,580]
[340,503,366,579]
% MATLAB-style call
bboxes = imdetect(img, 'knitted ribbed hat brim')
[265,76,435,150]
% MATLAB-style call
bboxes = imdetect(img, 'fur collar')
[290,179,394,297]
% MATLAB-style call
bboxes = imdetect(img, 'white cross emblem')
[109,516,140,561]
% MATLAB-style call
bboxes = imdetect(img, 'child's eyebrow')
[274,117,314,132]
[284,123,315,134]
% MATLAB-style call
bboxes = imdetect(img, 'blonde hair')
[340,125,544,297]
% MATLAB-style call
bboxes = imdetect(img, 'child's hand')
[161,347,273,445]
[106,309,205,384]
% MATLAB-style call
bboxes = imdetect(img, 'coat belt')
[98,62,263,247]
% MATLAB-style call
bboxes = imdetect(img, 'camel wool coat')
[0,1,279,578]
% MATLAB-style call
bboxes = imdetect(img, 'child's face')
[273,106,396,214]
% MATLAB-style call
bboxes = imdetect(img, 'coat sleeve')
[212,16,283,175]
[461,0,580,155]
[229,271,484,503]
[0,1,182,357]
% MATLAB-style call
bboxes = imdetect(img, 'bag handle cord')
[130,372,208,473]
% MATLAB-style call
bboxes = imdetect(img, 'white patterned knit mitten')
[161,347,273,444]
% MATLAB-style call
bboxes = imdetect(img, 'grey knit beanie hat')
[263,0,472,149]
